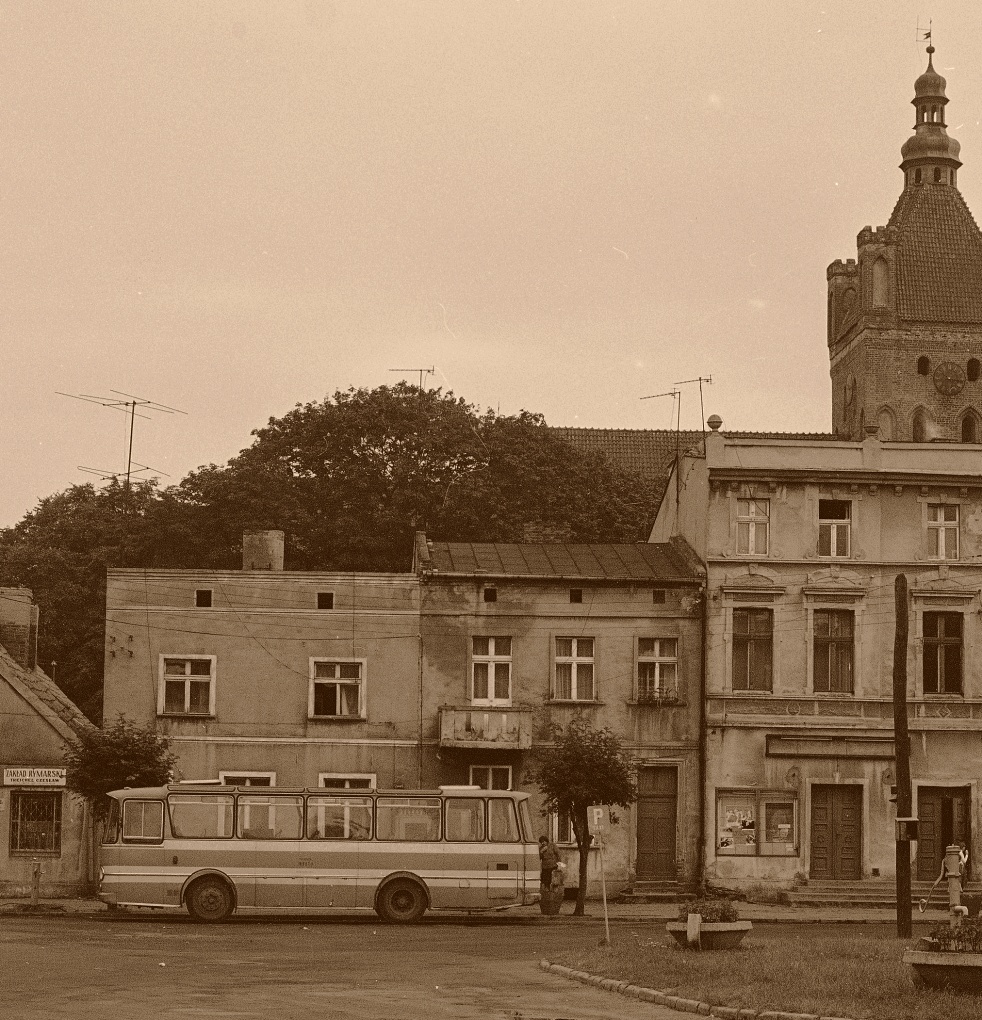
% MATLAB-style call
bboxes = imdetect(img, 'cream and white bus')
[99,783,540,922]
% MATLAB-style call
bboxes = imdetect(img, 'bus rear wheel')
[376,879,427,923]
[186,877,234,923]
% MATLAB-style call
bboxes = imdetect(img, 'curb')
[539,961,855,1020]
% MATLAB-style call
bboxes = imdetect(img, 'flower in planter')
[676,898,739,924]
[927,919,982,953]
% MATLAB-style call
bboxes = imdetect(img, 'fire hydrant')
[945,843,969,928]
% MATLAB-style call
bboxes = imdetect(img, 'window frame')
[716,789,798,858]
[157,654,217,717]
[316,591,335,610]
[194,588,213,608]
[308,657,366,720]
[811,608,855,695]
[635,635,680,702]
[9,790,63,856]
[817,499,852,558]
[552,636,596,702]
[470,636,512,706]
[469,765,513,790]
[218,771,275,787]
[927,503,960,560]
[921,609,964,696]
[730,607,774,693]
[735,498,770,556]
[318,773,377,790]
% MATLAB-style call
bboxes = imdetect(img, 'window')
[159,656,215,716]
[483,587,497,603]
[317,591,334,610]
[310,660,364,718]
[121,800,164,843]
[813,610,854,694]
[219,772,274,787]
[445,798,486,841]
[167,794,234,838]
[488,799,521,842]
[968,358,980,382]
[736,499,769,555]
[652,589,666,604]
[732,608,773,692]
[195,589,212,608]
[912,409,928,443]
[9,792,62,854]
[319,774,376,790]
[569,588,583,604]
[552,809,599,848]
[470,765,512,790]
[237,795,304,839]
[471,636,511,704]
[376,797,442,841]
[818,500,851,557]
[637,637,679,701]
[717,790,797,857]
[923,611,963,695]
[962,414,979,444]
[306,796,372,840]
[917,357,931,376]
[928,504,959,559]
[553,637,595,701]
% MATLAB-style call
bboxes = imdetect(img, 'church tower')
[829,45,982,442]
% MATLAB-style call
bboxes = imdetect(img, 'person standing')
[539,835,559,888]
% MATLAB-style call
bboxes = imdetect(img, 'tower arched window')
[962,413,979,444]
[872,258,889,308]
[917,356,931,375]
[877,406,895,441]
[968,358,980,382]
[934,167,942,183]
[912,409,929,443]
[915,168,922,185]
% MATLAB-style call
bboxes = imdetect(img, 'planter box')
[666,920,752,950]
[904,948,982,992]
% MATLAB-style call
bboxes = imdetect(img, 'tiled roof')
[421,540,702,581]
[549,427,701,484]
[0,645,94,739]
[887,186,982,322]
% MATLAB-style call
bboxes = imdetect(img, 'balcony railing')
[438,706,533,749]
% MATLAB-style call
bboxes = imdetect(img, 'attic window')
[195,589,212,608]
[570,588,583,604]
[968,359,980,382]
[483,587,498,603]
[915,168,922,185]
[917,356,931,376]
[317,592,334,610]
[652,589,667,604]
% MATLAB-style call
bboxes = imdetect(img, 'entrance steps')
[615,880,682,904]
[789,879,982,908]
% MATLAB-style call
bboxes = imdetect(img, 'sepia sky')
[3,1,982,526]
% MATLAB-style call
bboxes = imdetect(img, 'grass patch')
[552,925,981,1020]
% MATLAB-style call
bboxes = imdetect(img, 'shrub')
[927,919,982,952]
[678,898,739,923]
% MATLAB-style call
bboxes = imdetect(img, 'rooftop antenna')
[388,366,435,391]
[57,389,186,494]
[642,388,682,510]
[675,375,714,447]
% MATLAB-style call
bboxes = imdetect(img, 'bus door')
[486,798,523,902]
[303,795,371,908]
[238,794,305,908]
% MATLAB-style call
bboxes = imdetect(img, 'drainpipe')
[697,581,708,895]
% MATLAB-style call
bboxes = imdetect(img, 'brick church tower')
[828,45,982,442]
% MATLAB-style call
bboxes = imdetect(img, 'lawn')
[551,924,981,1020]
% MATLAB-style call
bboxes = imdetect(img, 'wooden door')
[636,767,677,881]
[917,787,970,881]
[810,785,862,880]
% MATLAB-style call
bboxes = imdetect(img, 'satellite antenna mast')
[57,389,187,493]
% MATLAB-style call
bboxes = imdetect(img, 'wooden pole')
[893,573,912,938]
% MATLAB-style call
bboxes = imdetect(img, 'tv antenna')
[389,366,435,390]
[57,389,187,492]
[674,375,713,439]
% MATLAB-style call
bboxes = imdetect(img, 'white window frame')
[157,654,216,717]
[636,636,679,702]
[817,499,852,558]
[470,636,512,706]
[219,771,276,787]
[553,636,596,702]
[308,658,366,719]
[736,498,770,556]
[927,503,960,560]
[318,773,377,790]
[551,809,599,848]
[469,765,513,790]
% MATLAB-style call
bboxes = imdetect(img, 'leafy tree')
[62,715,177,819]
[526,718,638,916]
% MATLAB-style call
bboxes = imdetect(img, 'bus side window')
[306,796,372,840]
[102,799,122,844]
[122,800,164,843]
[376,797,442,841]
[237,796,303,839]
[169,795,234,838]
[488,799,520,843]
[445,798,486,841]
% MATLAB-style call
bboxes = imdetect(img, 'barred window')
[10,791,62,854]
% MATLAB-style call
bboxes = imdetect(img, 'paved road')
[0,914,681,1020]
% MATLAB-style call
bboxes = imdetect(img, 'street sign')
[588,806,605,834]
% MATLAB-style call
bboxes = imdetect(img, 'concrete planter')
[666,920,752,950]
[904,947,982,992]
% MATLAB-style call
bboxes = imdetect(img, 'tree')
[62,715,177,820]
[526,717,638,916]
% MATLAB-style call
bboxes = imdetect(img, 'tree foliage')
[0,384,655,717]
[526,717,638,916]
[62,715,177,817]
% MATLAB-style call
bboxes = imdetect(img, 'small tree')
[63,715,177,820]
[526,718,638,916]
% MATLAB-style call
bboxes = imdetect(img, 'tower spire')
[900,41,962,188]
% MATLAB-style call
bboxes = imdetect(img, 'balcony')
[438,706,534,750]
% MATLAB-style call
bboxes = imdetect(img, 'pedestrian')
[539,835,559,889]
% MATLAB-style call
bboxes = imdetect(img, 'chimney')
[0,588,39,670]
[242,530,285,570]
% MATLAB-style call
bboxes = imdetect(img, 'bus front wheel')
[186,877,234,923]
[376,879,427,923]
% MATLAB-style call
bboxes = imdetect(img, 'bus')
[99,783,541,923]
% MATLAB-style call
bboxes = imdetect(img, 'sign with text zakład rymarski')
[3,767,66,787]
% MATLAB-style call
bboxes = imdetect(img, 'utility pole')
[893,573,913,938]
